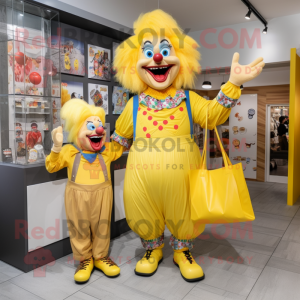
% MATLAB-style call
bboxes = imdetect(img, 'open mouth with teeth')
[87,134,104,151]
[142,64,174,82]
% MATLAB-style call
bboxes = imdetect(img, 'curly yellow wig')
[60,99,105,145]
[113,9,201,94]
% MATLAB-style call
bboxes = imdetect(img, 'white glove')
[51,126,63,153]
[229,52,265,87]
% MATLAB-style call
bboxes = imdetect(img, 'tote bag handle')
[201,106,232,170]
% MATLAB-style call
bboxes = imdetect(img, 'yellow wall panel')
[288,49,300,205]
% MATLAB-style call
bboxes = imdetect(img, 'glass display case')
[0,0,61,164]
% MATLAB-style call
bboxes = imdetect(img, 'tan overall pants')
[65,153,113,261]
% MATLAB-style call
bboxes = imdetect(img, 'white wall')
[190,14,300,69]
[195,67,290,91]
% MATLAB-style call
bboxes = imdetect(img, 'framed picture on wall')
[112,86,129,114]
[60,37,85,76]
[88,45,111,81]
[61,81,84,107]
[88,83,109,115]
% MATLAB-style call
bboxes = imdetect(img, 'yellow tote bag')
[189,109,255,224]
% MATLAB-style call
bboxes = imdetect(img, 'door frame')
[265,104,289,183]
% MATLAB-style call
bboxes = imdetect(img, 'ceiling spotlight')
[245,9,251,20]
[19,13,24,16]
[240,85,244,90]
[263,27,268,34]
[47,10,51,12]
[202,81,212,89]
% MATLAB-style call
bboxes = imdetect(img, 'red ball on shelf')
[15,52,27,65]
[29,72,42,85]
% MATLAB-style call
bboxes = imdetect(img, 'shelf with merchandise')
[0,0,61,165]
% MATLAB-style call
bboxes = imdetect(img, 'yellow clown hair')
[60,99,106,145]
[113,9,201,94]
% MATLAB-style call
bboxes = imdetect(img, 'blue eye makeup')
[87,123,96,131]
[159,40,172,57]
[142,41,154,59]
[161,48,170,57]
[98,121,103,127]
[145,49,154,58]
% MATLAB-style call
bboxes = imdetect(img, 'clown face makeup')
[77,116,106,152]
[137,38,180,90]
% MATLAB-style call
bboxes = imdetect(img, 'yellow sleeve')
[104,141,127,162]
[190,81,241,130]
[45,144,72,173]
[111,97,133,148]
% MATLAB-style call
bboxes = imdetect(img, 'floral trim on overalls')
[139,89,186,110]
[141,233,164,250]
[170,235,195,250]
[216,90,238,108]
[111,132,133,148]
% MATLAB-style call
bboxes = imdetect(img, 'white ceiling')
[58,0,300,31]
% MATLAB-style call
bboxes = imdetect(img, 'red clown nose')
[96,127,104,135]
[153,53,163,63]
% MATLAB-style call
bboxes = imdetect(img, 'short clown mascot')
[112,10,264,282]
[46,99,125,283]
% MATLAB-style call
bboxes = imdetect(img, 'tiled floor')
[1,181,300,300]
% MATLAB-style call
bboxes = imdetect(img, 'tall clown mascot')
[112,10,265,282]
[46,99,125,283]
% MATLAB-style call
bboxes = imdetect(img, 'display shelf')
[0,0,61,165]
[15,112,51,114]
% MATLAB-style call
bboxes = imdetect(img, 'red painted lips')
[87,134,103,151]
[143,64,174,82]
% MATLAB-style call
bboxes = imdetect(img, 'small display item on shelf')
[43,123,49,131]
[34,144,45,160]
[232,126,239,135]
[248,108,256,119]
[234,112,243,121]
[2,148,13,163]
[28,148,38,163]
[232,139,240,149]
[245,142,255,148]
[15,100,23,108]
[232,156,246,161]
[29,72,42,85]
[239,126,247,134]
[26,121,42,151]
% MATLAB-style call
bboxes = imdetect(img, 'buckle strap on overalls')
[133,91,194,141]
[71,153,108,183]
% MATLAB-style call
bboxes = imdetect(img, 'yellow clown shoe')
[74,257,94,283]
[135,249,163,276]
[173,250,205,282]
[94,256,120,278]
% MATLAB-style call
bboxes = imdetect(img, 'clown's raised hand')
[229,52,265,87]
[51,126,63,153]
